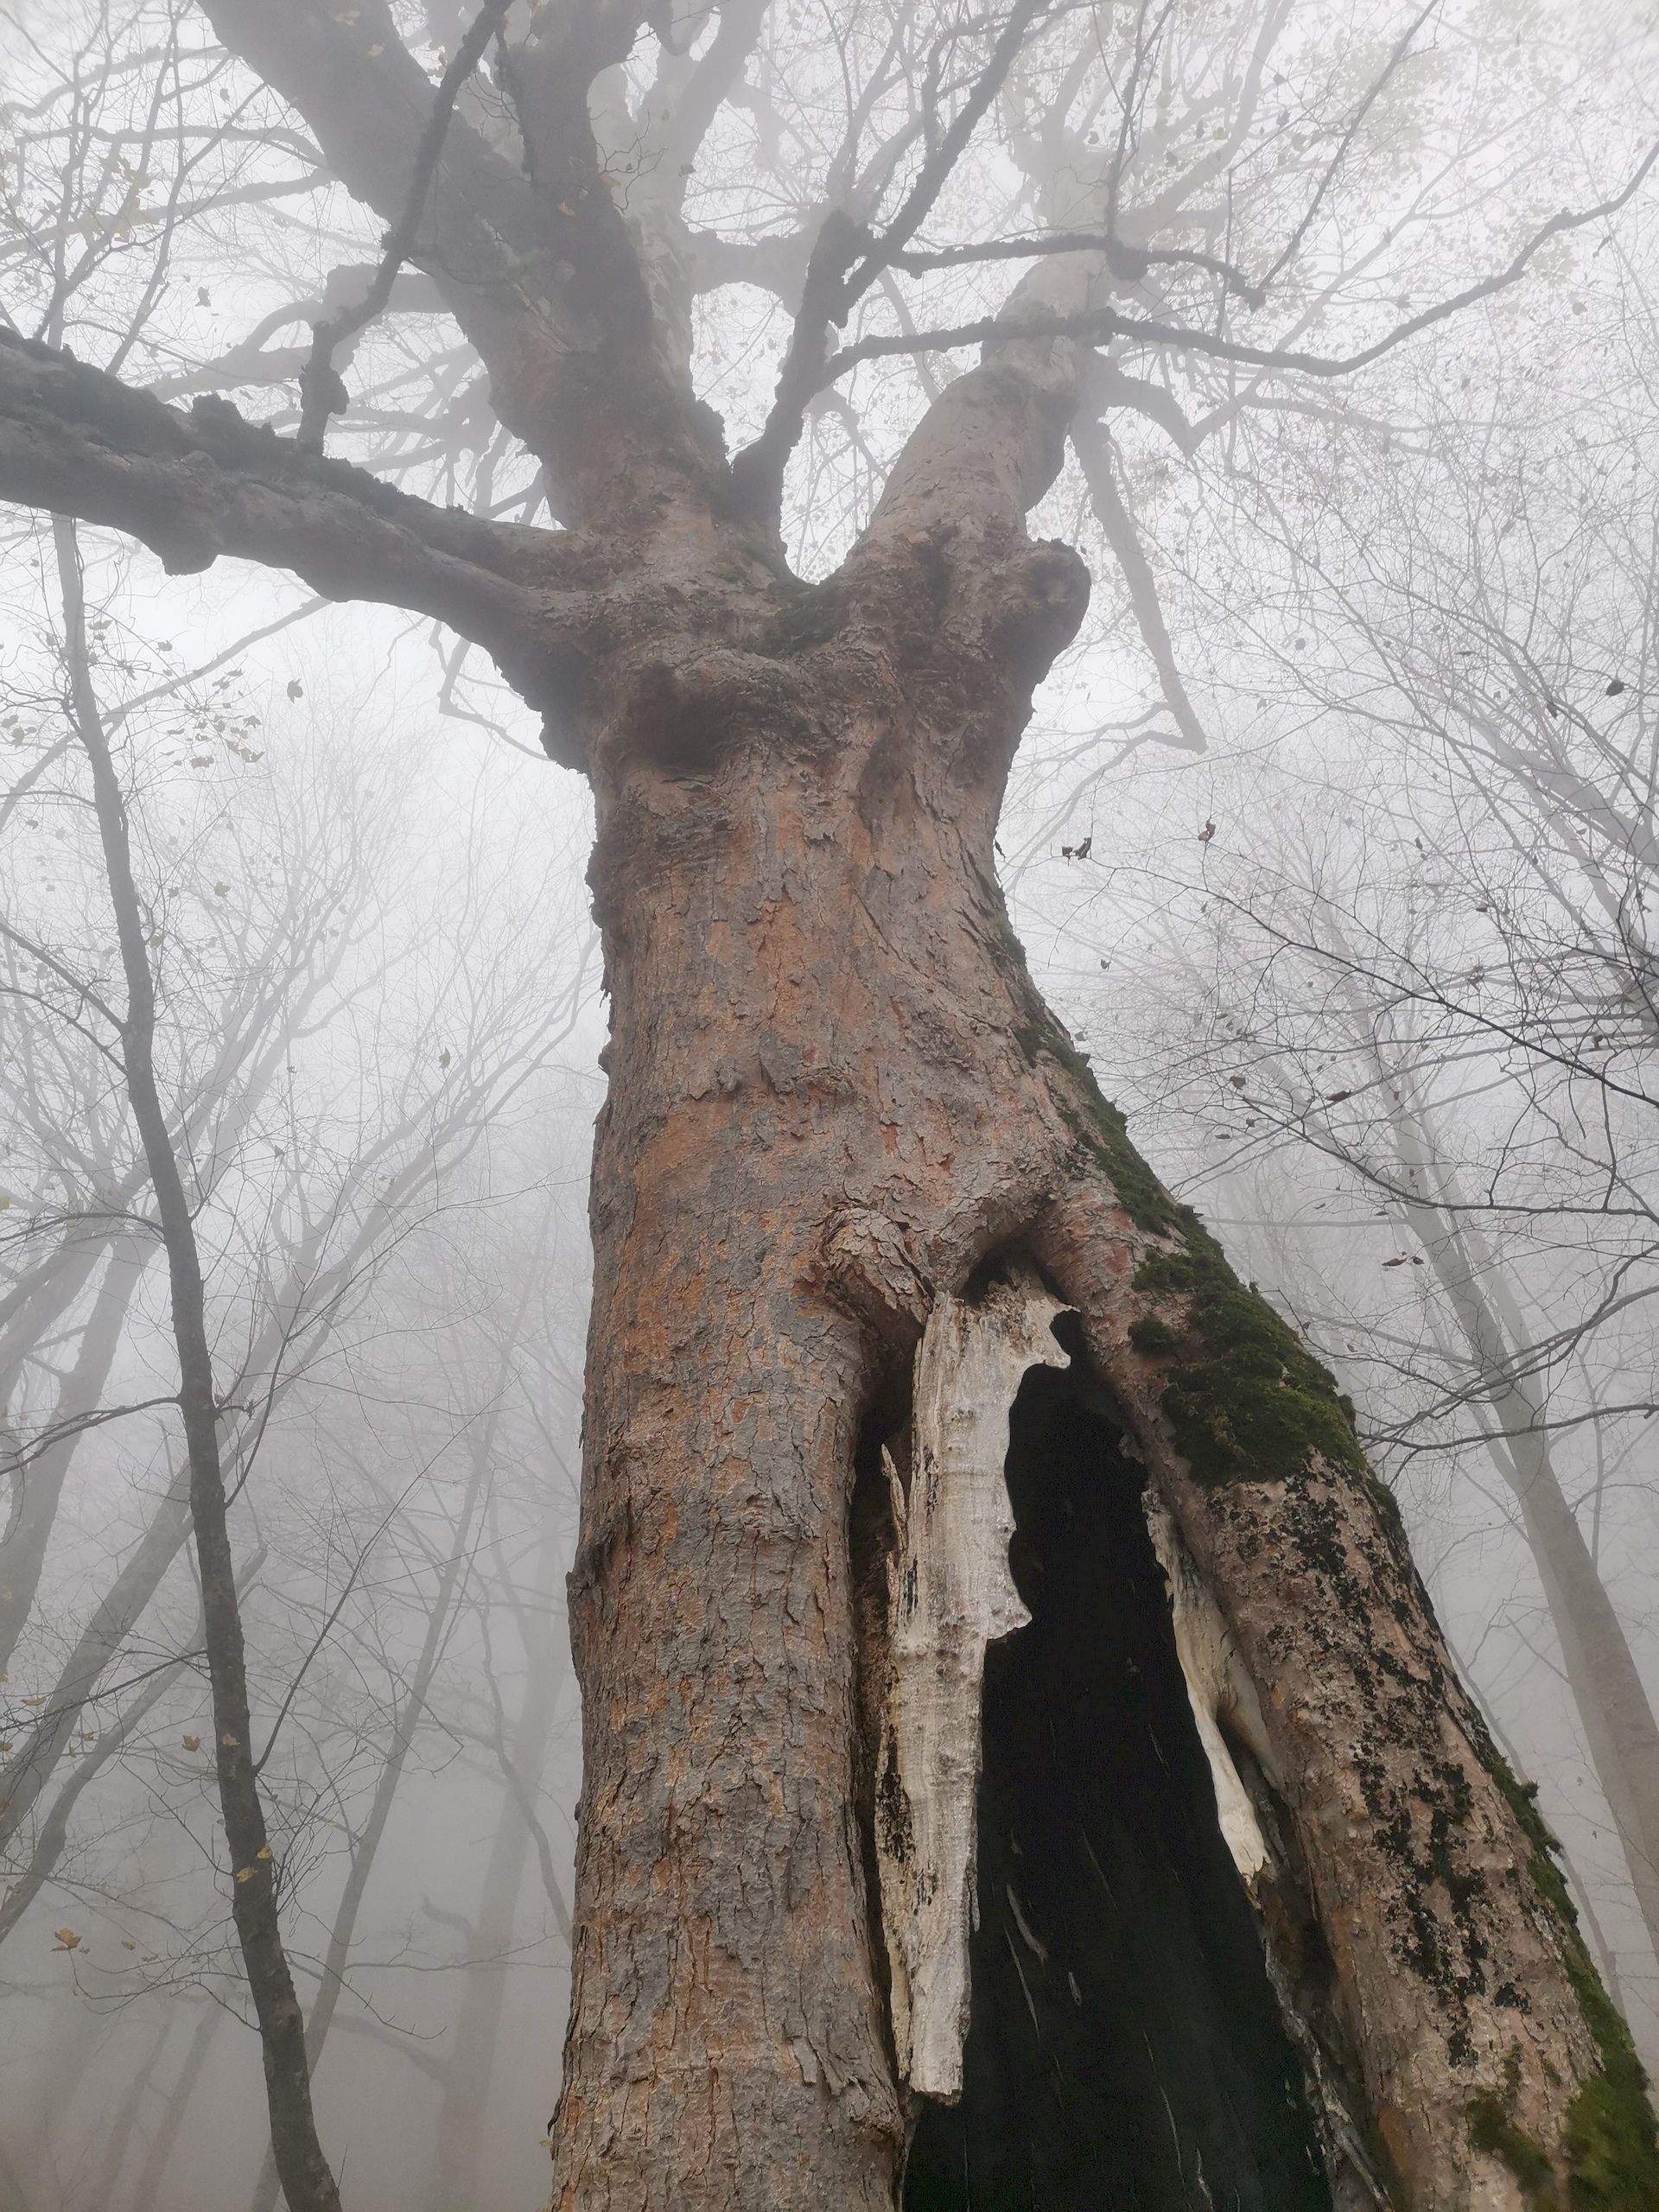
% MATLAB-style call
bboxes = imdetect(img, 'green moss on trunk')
[1007,988,1363,1488]
[1129,1241,1363,1489]
[1482,1755,1659,2209]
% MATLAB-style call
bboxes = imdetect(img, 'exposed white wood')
[876,1266,1070,2101]
[1144,1494,1276,1885]
[874,1273,1285,2101]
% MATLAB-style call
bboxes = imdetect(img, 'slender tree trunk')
[433,1515,569,2211]
[56,520,342,2212]
[0,1237,145,1677]
[548,542,1656,2209]
[1516,1460,1659,1948]
[1386,1096,1659,1972]
[0,1605,188,1946]
[246,1408,497,2212]
[0,1461,190,1855]
[130,2004,220,2212]
[429,1820,537,2212]
[84,2012,171,2211]
[0,2126,30,2210]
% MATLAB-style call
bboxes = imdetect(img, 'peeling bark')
[875,1266,1070,2099]
[1144,1491,1275,1887]
[874,1287,1377,2207]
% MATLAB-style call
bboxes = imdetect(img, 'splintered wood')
[1141,1496,1275,1885]
[874,1268,1282,2107]
[875,1268,1069,2101]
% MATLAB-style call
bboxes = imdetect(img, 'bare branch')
[297,0,513,449]
[816,147,1659,393]
[732,0,1058,516]
[891,231,1265,305]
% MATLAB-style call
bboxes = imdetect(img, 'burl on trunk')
[548,490,1657,2210]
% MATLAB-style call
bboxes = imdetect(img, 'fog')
[3,0,1659,2204]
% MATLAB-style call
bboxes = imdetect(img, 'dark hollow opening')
[903,1359,1332,2212]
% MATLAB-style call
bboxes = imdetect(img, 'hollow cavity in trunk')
[902,1358,1331,2212]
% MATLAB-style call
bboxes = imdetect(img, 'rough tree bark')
[1,6,1656,2206]
[547,410,1657,2204]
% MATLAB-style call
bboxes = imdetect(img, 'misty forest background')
[3,0,1659,2204]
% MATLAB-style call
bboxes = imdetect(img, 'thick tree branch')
[0,332,588,709]
[732,0,1058,517]
[200,0,716,520]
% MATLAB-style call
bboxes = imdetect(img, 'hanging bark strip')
[1142,1491,1274,1887]
[901,1351,1334,2210]
[874,1266,1070,2098]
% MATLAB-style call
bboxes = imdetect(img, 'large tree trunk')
[548,532,1658,2210]
[3,14,1654,2206]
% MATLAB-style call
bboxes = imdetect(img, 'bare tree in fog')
[2,2,1659,2207]
[60,508,339,2210]
[0,512,593,2194]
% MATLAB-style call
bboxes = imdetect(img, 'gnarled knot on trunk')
[985,536,1091,683]
[609,645,822,773]
[819,1209,934,1343]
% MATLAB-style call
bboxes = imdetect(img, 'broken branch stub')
[877,1266,1071,2101]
